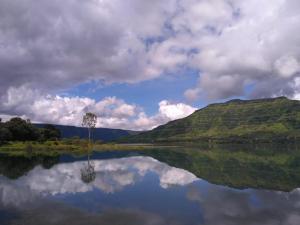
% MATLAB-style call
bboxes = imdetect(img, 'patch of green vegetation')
[122,97,300,143]
[0,116,150,156]
[0,139,154,157]
[0,117,61,145]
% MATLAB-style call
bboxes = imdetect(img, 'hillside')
[123,97,300,143]
[34,124,138,142]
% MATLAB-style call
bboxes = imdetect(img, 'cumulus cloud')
[0,0,180,96]
[0,0,299,126]
[0,86,196,130]
[177,0,300,100]
[158,100,196,121]
[293,78,300,100]
[275,55,300,78]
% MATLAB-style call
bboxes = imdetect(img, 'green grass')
[0,140,158,157]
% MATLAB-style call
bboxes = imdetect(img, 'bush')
[0,118,62,144]
[5,117,39,141]
[0,126,12,145]
[39,124,61,141]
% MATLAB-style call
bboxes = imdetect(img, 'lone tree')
[81,112,97,183]
[82,112,97,143]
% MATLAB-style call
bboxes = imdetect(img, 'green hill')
[34,124,139,142]
[123,97,300,143]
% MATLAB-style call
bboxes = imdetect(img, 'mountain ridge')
[121,96,300,143]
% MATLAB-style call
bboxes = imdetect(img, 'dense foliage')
[124,97,300,143]
[39,124,61,141]
[0,118,61,144]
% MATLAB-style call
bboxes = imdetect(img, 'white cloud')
[178,0,300,100]
[184,88,201,102]
[158,100,196,121]
[0,86,196,130]
[274,55,300,78]
[131,101,196,130]
[292,77,300,100]
[0,0,299,101]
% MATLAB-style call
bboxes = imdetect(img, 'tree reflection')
[0,155,59,179]
[80,147,96,184]
[80,112,97,184]
[80,162,96,184]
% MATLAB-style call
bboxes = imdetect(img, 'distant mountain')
[34,124,139,142]
[122,97,300,143]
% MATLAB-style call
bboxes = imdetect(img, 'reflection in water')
[0,149,300,225]
[80,149,96,184]
[80,162,96,184]
[0,156,200,225]
[140,146,300,191]
[0,155,59,179]
[0,156,197,203]
[186,185,300,225]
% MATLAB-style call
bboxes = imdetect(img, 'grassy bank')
[0,140,151,156]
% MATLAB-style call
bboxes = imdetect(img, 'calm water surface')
[0,147,300,225]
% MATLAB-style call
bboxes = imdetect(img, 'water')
[0,146,300,225]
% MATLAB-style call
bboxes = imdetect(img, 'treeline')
[0,117,61,145]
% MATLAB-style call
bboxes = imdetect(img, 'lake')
[1,145,300,225]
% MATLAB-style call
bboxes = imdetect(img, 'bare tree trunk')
[88,128,91,165]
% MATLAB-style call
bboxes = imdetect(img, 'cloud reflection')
[1,156,300,225]
[0,156,197,207]
[186,184,300,225]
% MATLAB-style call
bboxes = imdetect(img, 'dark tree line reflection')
[0,155,60,179]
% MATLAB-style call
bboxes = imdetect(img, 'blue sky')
[66,69,203,116]
[65,68,251,117]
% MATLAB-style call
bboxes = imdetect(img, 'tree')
[81,112,97,183]
[5,117,39,141]
[40,124,61,141]
[0,126,12,145]
[82,112,97,143]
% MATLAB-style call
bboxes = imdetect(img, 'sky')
[0,0,299,130]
